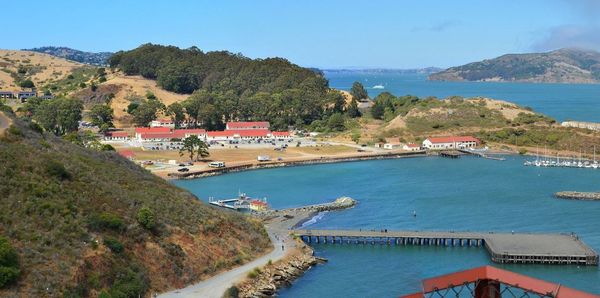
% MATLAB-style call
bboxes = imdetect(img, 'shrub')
[247,267,261,279]
[136,207,156,230]
[222,286,240,298]
[0,237,20,288]
[7,125,22,137]
[19,79,35,88]
[106,264,149,297]
[518,148,528,155]
[88,212,125,231]
[103,237,124,253]
[45,160,71,180]
[29,122,44,135]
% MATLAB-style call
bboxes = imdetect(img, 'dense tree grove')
[371,92,420,120]
[89,104,114,132]
[32,98,84,136]
[109,44,341,129]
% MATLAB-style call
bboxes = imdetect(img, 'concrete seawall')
[168,151,426,179]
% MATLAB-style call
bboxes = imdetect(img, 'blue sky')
[3,0,600,68]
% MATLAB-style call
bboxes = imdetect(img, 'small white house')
[422,136,480,150]
[383,138,402,150]
[403,143,421,151]
[150,118,175,128]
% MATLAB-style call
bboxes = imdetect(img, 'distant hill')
[429,48,600,83]
[24,46,113,66]
[0,112,270,297]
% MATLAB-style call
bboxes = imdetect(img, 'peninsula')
[429,48,600,84]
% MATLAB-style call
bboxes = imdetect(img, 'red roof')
[117,150,135,159]
[207,131,234,137]
[140,133,175,139]
[105,131,128,137]
[174,129,206,134]
[272,131,290,137]
[405,143,420,147]
[230,129,270,137]
[208,130,270,137]
[250,200,268,206]
[135,127,171,134]
[426,136,480,144]
[402,266,598,298]
[226,121,270,129]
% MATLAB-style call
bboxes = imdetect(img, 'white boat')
[372,84,384,89]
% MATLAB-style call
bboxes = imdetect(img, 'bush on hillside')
[0,237,20,288]
[88,212,125,231]
[136,207,156,230]
[45,160,72,180]
[104,237,124,253]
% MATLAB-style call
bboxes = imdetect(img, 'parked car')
[177,167,189,172]
[178,163,186,167]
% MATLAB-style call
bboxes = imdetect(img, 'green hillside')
[0,111,270,297]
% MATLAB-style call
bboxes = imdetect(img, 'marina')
[294,229,599,266]
[524,146,600,169]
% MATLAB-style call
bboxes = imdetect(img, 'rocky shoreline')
[231,197,357,297]
[235,240,326,298]
[555,191,600,201]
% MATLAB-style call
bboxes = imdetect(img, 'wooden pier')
[293,229,599,266]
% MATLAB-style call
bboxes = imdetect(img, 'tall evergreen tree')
[350,81,368,101]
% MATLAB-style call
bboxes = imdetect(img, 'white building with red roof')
[422,136,480,150]
[271,131,292,139]
[103,131,129,141]
[226,121,270,130]
[134,127,206,142]
[150,118,175,128]
[403,143,421,151]
[150,118,199,128]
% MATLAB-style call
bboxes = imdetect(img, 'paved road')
[157,217,298,298]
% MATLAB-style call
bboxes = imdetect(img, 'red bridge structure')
[402,266,599,298]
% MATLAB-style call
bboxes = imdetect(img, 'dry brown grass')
[100,74,188,127]
[0,49,82,91]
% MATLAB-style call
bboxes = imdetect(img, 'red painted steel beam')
[400,266,600,298]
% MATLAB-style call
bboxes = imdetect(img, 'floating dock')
[293,229,599,266]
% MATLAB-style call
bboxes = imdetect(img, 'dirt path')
[0,112,12,135]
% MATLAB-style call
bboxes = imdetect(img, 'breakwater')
[168,151,425,179]
[555,191,600,201]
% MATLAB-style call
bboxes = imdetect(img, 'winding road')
[157,217,298,298]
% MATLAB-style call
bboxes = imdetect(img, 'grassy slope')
[347,97,600,156]
[0,112,270,297]
[0,50,83,91]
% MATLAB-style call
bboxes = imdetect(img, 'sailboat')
[372,84,385,89]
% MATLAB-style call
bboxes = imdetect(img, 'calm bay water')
[174,156,600,297]
[174,73,600,296]
[324,71,600,122]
